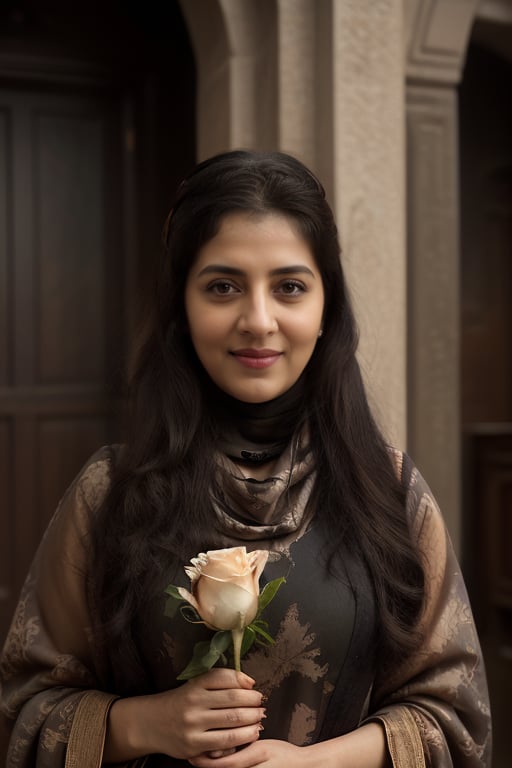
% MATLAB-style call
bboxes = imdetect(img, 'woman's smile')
[184,211,325,403]
[230,348,283,369]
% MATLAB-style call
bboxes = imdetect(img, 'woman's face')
[185,211,325,403]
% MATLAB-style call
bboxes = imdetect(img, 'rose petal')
[248,550,269,582]
[195,580,259,630]
[176,587,200,613]
[202,547,252,580]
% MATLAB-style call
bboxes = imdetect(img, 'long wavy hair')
[90,150,424,693]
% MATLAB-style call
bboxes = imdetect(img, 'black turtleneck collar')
[203,375,307,464]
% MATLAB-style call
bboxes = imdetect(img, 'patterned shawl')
[0,446,491,767]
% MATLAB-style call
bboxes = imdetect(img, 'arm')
[368,463,492,767]
[0,451,265,767]
[103,668,264,762]
[0,450,117,767]
[183,722,390,768]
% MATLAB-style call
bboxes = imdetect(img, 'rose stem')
[232,628,244,672]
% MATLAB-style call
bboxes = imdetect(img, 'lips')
[230,348,282,369]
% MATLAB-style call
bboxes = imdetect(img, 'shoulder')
[46,445,121,549]
[396,453,450,583]
[73,444,120,513]
[388,447,448,553]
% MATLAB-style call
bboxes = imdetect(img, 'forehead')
[192,211,318,269]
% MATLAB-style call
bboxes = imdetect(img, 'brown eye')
[277,280,306,296]
[207,281,238,296]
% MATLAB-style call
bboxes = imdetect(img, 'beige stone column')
[181,0,409,449]
[179,0,277,158]
[276,0,317,168]
[405,0,480,550]
[331,0,407,449]
[275,0,334,199]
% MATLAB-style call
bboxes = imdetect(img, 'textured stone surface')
[406,85,460,548]
[179,0,488,550]
[332,0,407,448]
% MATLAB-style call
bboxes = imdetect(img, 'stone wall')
[179,0,491,550]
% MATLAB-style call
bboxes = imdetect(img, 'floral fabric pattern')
[0,447,492,767]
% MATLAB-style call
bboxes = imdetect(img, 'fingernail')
[258,723,265,732]
[260,694,268,704]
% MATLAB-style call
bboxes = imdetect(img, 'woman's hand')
[188,740,310,768]
[187,722,390,768]
[104,668,265,762]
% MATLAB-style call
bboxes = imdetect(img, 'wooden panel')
[0,106,11,386]
[463,428,512,633]
[37,416,109,534]
[0,417,14,644]
[486,462,512,607]
[13,415,38,590]
[35,108,105,386]
[12,96,36,386]
[460,45,512,424]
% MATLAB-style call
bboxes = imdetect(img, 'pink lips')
[231,348,282,369]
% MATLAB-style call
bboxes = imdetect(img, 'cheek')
[286,317,322,348]
[189,311,229,347]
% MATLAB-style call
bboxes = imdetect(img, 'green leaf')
[257,577,286,615]
[211,631,232,654]
[252,618,269,630]
[176,632,234,681]
[176,640,212,679]
[163,585,185,618]
[176,639,222,680]
[241,626,256,656]
[164,584,184,600]
[251,623,275,645]
[164,596,181,619]
[203,648,222,667]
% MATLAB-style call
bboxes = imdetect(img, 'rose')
[166,546,284,676]
[178,547,269,633]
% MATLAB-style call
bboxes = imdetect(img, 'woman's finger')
[199,668,256,690]
[206,749,237,758]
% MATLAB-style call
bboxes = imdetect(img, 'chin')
[228,386,283,404]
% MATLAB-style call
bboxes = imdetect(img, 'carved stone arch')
[405,0,481,83]
[179,0,484,547]
[179,0,278,159]
[404,0,481,551]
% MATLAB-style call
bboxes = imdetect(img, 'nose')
[236,291,278,336]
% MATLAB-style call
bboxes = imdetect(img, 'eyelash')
[277,280,307,296]
[206,279,307,297]
[207,281,238,296]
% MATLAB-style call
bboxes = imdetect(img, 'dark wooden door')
[0,3,195,758]
[0,87,125,644]
[460,40,512,768]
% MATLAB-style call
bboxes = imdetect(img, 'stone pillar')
[276,0,317,168]
[179,0,277,158]
[180,0,409,449]
[331,0,407,449]
[405,0,480,551]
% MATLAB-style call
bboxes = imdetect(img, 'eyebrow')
[196,264,317,278]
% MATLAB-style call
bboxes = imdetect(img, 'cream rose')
[177,546,269,632]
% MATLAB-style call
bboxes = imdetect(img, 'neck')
[204,377,307,464]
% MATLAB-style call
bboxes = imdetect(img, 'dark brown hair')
[90,150,424,693]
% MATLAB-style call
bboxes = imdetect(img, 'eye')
[206,280,239,296]
[276,280,307,297]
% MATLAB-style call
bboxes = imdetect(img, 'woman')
[0,151,491,767]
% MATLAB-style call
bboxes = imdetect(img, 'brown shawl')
[0,447,491,767]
